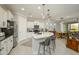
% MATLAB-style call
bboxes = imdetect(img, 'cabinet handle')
[0,47,4,51]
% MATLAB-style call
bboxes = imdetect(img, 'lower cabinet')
[0,40,7,55]
[66,39,79,52]
[0,36,13,55]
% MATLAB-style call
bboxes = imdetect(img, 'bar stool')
[50,36,56,52]
[38,37,51,55]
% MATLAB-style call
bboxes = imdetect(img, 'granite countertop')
[0,28,14,41]
[0,34,13,41]
[32,32,54,39]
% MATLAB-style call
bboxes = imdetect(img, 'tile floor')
[9,38,79,55]
[9,38,32,55]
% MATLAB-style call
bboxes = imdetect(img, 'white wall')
[60,22,64,33]
[55,22,59,32]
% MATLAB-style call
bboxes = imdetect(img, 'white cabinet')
[0,36,13,55]
[0,39,7,55]
[7,10,13,21]
[0,6,8,28]
[2,10,8,28]
[0,6,5,27]
[0,6,14,28]
[6,36,13,54]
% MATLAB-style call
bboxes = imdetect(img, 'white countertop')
[32,32,54,39]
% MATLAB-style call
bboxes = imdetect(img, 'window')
[70,23,78,32]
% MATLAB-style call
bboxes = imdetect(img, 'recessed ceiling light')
[21,8,25,11]
[42,15,45,19]
[41,13,43,16]
[38,6,41,9]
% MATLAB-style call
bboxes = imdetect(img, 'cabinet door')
[0,7,8,28]
[8,36,13,52]
[6,38,10,54]
[72,40,78,50]
[0,40,7,55]
[0,7,4,27]
[67,40,72,48]
[7,10,13,20]
[6,36,13,54]
[10,36,13,48]
[2,10,8,28]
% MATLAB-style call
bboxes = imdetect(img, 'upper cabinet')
[2,9,8,28]
[7,10,13,21]
[0,6,14,28]
[0,6,6,28]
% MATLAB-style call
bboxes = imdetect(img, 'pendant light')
[42,4,45,19]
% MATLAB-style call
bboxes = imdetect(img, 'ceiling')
[3,4,79,21]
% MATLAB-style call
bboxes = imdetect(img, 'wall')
[55,22,67,33]
[55,22,61,32]
[60,22,64,33]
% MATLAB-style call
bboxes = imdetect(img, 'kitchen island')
[32,32,53,55]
